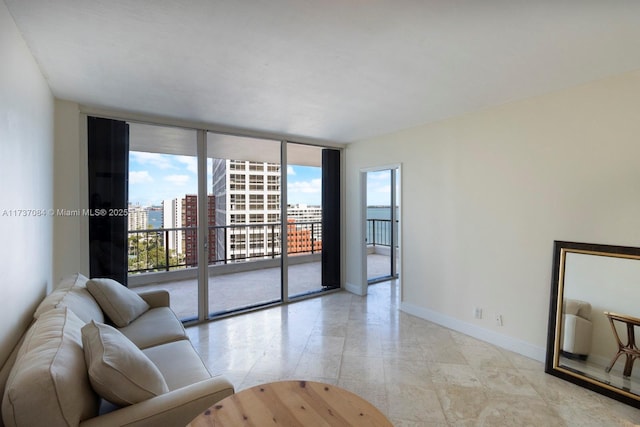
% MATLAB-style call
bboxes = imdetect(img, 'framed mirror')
[546,241,640,408]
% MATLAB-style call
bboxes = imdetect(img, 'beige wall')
[0,2,54,366]
[53,100,89,282]
[345,70,640,360]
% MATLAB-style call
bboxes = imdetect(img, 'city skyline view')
[126,151,396,272]
[129,151,394,208]
[128,151,323,207]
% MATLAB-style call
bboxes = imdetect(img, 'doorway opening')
[365,167,400,284]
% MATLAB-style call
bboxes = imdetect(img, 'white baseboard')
[344,281,365,296]
[400,302,546,362]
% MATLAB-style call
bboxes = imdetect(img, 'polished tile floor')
[186,281,640,426]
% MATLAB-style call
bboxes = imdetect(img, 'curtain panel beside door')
[87,116,129,285]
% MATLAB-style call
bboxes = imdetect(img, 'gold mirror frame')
[545,241,640,408]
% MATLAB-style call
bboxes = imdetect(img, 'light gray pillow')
[81,321,169,406]
[86,278,150,327]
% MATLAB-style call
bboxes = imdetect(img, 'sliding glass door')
[90,116,342,322]
[126,122,200,321]
[206,132,282,315]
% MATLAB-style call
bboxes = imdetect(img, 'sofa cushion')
[142,340,212,391]
[58,287,105,324]
[2,307,99,427]
[57,272,90,290]
[118,307,188,349]
[87,278,150,327]
[33,273,96,321]
[81,321,169,406]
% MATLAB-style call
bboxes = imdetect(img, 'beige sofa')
[0,273,234,427]
[561,298,593,359]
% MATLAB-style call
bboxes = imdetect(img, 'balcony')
[128,219,397,320]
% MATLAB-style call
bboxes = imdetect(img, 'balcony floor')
[134,252,395,319]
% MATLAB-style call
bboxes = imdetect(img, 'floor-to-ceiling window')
[126,122,200,321]
[90,115,342,322]
[206,132,283,315]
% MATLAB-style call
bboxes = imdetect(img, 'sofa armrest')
[79,376,234,427]
[137,290,170,308]
[562,314,593,355]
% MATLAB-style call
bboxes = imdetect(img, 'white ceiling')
[6,0,640,143]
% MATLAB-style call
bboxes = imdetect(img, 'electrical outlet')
[495,314,503,326]
[474,307,482,319]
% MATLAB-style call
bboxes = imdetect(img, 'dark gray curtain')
[321,148,340,288]
[87,116,129,285]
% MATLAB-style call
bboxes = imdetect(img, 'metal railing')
[128,227,192,274]
[128,221,322,274]
[129,219,395,274]
[366,219,399,247]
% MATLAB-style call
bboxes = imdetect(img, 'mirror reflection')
[547,241,640,408]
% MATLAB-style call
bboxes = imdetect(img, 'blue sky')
[128,152,323,207]
[129,152,198,206]
[129,152,392,207]
[366,170,393,206]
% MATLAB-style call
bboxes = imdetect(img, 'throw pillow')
[81,321,169,406]
[86,278,150,327]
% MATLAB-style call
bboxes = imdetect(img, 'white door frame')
[359,163,402,295]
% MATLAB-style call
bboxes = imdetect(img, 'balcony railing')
[129,219,395,274]
[128,221,322,274]
[366,219,399,247]
[128,227,191,274]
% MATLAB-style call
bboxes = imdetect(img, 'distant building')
[160,165,322,265]
[162,198,183,255]
[211,160,281,262]
[127,204,148,231]
[287,218,322,255]
[162,195,215,266]
[182,194,216,266]
[286,204,322,254]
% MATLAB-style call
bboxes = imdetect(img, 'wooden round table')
[187,380,392,426]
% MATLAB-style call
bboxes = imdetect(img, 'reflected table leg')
[604,311,640,377]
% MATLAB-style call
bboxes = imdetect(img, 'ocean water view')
[367,206,396,220]
[366,206,397,246]
[148,208,162,229]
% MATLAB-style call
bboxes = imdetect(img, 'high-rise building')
[127,204,148,231]
[163,195,215,266]
[162,198,183,255]
[211,160,281,262]
[182,194,216,266]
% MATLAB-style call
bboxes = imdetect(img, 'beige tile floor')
[186,281,640,426]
